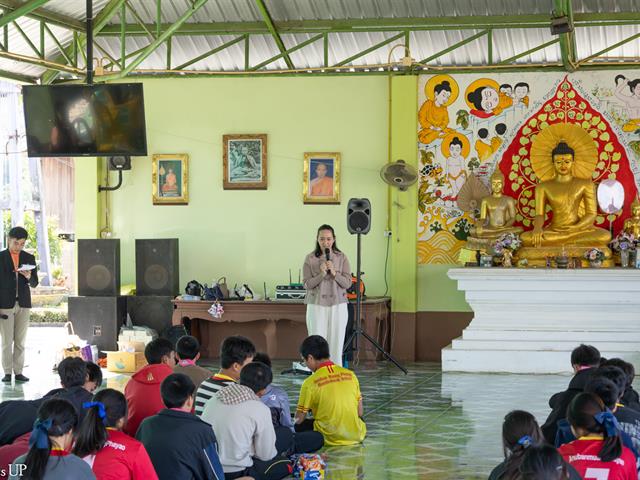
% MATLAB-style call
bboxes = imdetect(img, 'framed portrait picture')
[222,134,267,189]
[303,152,341,204]
[152,154,189,205]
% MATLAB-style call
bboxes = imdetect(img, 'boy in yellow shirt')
[294,335,366,446]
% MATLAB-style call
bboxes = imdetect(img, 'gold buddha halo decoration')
[425,74,459,106]
[530,123,598,181]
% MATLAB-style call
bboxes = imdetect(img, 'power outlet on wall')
[383,230,392,238]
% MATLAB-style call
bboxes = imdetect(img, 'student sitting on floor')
[602,358,640,411]
[124,338,176,436]
[74,388,158,480]
[253,353,294,431]
[202,362,292,480]
[194,336,255,416]
[541,344,600,443]
[588,372,640,456]
[488,410,580,480]
[137,373,226,480]
[0,357,93,446]
[519,445,574,480]
[294,335,366,446]
[252,353,324,456]
[556,377,639,460]
[559,392,637,480]
[173,335,212,390]
[10,398,95,480]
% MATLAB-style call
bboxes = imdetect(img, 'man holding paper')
[0,227,38,383]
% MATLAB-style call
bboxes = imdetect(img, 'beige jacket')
[303,250,352,306]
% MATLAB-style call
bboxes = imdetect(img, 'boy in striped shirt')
[194,336,255,416]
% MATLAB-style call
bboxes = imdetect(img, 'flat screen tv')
[23,83,147,157]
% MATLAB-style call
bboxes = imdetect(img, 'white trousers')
[306,303,348,367]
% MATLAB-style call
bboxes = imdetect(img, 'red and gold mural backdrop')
[417,73,640,264]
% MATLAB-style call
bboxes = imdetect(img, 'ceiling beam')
[40,0,127,84]
[254,0,294,69]
[0,0,49,29]
[0,67,36,82]
[97,12,640,37]
[0,0,83,31]
[97,0,209,81]
[554,0,576,71]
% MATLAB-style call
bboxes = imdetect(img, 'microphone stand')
[343,232,407,374]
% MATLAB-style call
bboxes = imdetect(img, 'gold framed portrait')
[222,134,268,190]
[303,152,341,204]
[152,154,189,205]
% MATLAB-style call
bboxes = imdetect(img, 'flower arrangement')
[492,232,522,255]
[610,232,636,252]
[584,248,605,263]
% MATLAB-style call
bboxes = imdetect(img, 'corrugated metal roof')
[0,0,638,80]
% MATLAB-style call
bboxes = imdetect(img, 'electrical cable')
[382,233,391,297]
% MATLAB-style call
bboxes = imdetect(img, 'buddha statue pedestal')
[517,245,613,268]
[445,268,640,373]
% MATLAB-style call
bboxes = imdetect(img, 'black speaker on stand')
[343,198,407,374]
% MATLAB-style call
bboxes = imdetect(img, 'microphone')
[324,248,331,274]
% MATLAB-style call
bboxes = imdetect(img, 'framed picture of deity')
[222,134,267,189]
[303,152,341,204]
[152,154,189,205]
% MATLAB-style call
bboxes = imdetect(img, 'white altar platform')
[443,268,640,373]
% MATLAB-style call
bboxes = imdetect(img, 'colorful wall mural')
[417,72,640,264]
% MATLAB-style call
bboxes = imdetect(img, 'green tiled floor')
[1,327,579,479]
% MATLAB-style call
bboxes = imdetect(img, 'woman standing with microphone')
[303,224,352,367]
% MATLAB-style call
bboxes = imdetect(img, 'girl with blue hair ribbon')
[9,398,94,479]
[73,388,157,479]
[559,392,637,480]
[488,410,580,480]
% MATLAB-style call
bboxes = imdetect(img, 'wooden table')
[172,297,391,360]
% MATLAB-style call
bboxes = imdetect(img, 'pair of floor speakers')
[68,239,179,351]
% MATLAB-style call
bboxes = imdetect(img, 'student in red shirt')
[559,392,636,480]
[124,339,176,436]
[74,388,157,480]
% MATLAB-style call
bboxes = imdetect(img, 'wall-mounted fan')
[380,160,418,191]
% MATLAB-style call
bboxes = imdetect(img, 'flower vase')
[631,250,638,268]
[590,260,603,268]
[502,252,513,268]
[621,249,630,268]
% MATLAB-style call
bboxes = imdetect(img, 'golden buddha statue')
[519,123,612,265]
[623,198,640,238]
[467,169,522,249]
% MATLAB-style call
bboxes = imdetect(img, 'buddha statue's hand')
[531,227,544,248]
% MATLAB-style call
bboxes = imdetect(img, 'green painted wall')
[78,76,391,296]
[74,158,101,239]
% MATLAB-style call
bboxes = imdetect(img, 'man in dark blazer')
[0,226,38,383]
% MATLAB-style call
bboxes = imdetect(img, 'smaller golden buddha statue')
[623,198,640,238]
[466,169,523,250]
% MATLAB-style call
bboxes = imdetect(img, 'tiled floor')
[2,327,580,479]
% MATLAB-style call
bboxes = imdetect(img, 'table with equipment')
[171,297,391,360]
